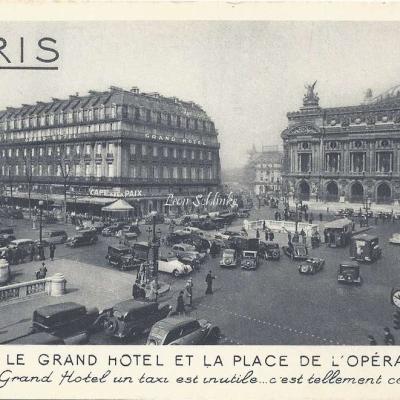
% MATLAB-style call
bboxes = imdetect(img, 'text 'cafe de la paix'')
[0,85,221,216]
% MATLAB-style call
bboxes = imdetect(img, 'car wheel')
[104,317,119,335]
[172,269,180,278]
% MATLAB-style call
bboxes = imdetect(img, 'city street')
[2,204,400,346]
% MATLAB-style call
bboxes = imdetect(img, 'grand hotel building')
[0,86,221,215]
[281,83,400,205]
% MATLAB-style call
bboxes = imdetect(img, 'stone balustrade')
[244,219,319,237]
[0,274,66,304]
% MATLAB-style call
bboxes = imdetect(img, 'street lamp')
[38,200,44,244]
[148,215,162,299]
[364,196,372,226]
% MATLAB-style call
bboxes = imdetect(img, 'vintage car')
[236,209,251,218]
[9,239,35,259]
[144,212,165,224]
[172,243,207,263]
[282,243,308,261]
[174,226,201,236]
[220,248,240,268]
[217,230,246,241]
[0,234,16,247]
[42,230,68,245]
[196,220,217,231]
[66,229,98,247]
[123,232,139,248]
[166,232,190,246]
[389,233,400,245]
[337,261,361,285]
[350,234,382,263]
[4,331,65,345]
[97,300,172,339]
[30,302,99,344]
[259,241,280,260]
[241,249,261,270]
[158,255,192,277]
[147,317,221,345]
[101,223,125,237]
[182,236,211,253]
[105,245,137,270]
[298,257,325,275]
[324,218,353,248]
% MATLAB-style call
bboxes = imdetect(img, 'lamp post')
[38,200,44,244]
[364,196,371,227]
[8,167,13,208]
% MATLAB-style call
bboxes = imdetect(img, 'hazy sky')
[1,21,400,168]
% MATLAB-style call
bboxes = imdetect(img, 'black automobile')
[337,261,361,285]
[66,229,98,247]
[282,243,308,260]
[183,235,211,253]
[96,300,172,340]
[0,234,16,247]
[298,257,325,275]
[197,220,217,230]
[30,302,99,344]
[105,245,138,270]
[121,224,141,235]
[102,223,125,237]
[259,241,281,260]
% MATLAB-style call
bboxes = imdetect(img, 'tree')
[23,155,33,220]
[56,145,72,222]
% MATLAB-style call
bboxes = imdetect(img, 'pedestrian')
[367,335,377,345]
[210,241,218,258]
[319,212,323,221]
[176,291,185,315]
[384,327,395,345]
[256,229,260,239]
[262,220,266,231]
[205,270,215,295]
[287,231,292,243]
[265,230,269,242]
[132,281,142,299]
[300,228,306,238]
[185,278,193,307]
[302,234,307,245]
[39,262,47,279]
[269,231,274,241]
[49,243,56,261]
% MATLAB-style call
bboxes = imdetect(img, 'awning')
[101,199,135,212]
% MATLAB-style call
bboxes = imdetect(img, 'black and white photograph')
[1,17,400,352]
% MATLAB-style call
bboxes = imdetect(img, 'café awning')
[101,199,134,212]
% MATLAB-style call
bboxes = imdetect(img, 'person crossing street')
[205,270,215,295]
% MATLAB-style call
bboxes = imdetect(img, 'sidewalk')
[0,258,137,343]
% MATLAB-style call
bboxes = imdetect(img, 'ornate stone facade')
[281,83,400,204]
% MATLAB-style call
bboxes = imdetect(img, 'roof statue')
[303,80,319,107]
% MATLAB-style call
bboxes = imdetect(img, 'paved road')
[2,206,400,345]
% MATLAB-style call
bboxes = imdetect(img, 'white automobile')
[389,233,400,245]
[215,230,246,241]
[174,226,200,236]
[158,255,192,277]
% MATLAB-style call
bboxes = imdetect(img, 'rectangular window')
[376,152,393,173]
[191,150,195,160]
[146,109,151,122]
[107,143,114,154]
[75,164,81,176]
[97,144,102,154]
[66,146,70,156]
[208,151,212,160]
[199,151,203,160]
[142,144,147,156]
[107,163,114,177]
[85,164,91,176]
[38,165,42,176]
[16,149,19,157]
[86,145,91,155]
[182,149,187,159]
[153,146,158,157]
[76,145,80,155]
[163,147,168,157]
[177,116,181,128]
[351,152,365,173]
[191,167,196,180]
[173,148,177,158]
[8,149,12,157]
[96,164,102,177]
[299,154,312,173]
[31,148,35,157]
[39,147,43,156]
[130,144,136,155]
[47,147,52,156]
[135,108,140,120]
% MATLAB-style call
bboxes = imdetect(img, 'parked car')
[350,234,382,263]
[30,302,99,344]
[298,257,325,275]
[144,212,165,224]
[182,236,211,253]
[236,209,251,218]
[220,248,240,268]
[241,249,261,270]
[147,317,221,345]
[42,230,68,245]
[0,234,16,247]
[105,245,138,270]
[389,233,400,245]
[259,241,280,260]
[282,243,308,261]
[337,261,361,285]
[158,255,192,277]
[4,331,65,345]
[66,229,98,247]
[97,300,172,339]
[9,239,35,259]
[171,243,206,263]
[92,221,107,233]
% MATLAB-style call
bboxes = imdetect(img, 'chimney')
[109,86,124,92]
[52,98,60,102]
[130,86,139,94]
